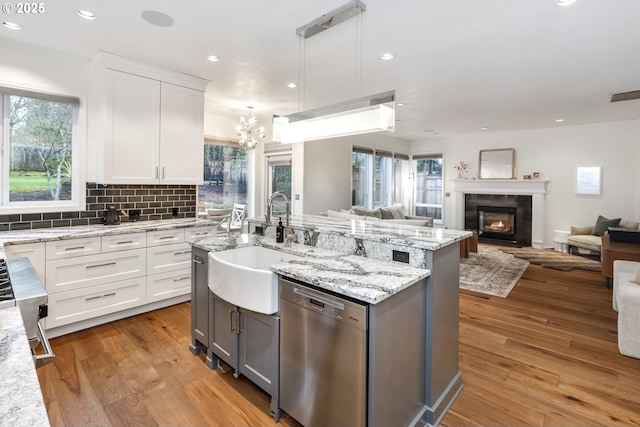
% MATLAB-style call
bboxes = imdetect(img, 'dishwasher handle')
[293,286,344,311]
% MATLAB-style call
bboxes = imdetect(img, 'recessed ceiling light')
[141,10,174,27]
[481,127,488,130]
[396,102,405,107]
[380,52,395,60]
[556,118,565,122]
[206,55,220,62]
[77,10,96,20]
[3,21,21,30]
[287,82,298,89]
[557,0,577,6]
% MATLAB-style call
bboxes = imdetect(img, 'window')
[1,90,81,213]
[393,154,410,207]
[267,155,292,217]
[413,153,443,222]
[374,151,393,207]
[352,147,409,210]
[352,148,373,207]
[198,142,249,209]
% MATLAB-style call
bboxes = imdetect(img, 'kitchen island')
[0,307,50,427]
[194,214,471,427]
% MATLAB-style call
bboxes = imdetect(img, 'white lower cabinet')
[147,268,191,303]
[46,277,147,328]
[42,225,210,335]
[146,242,191,275]
[45,248,147,294]
[4,242,46,284]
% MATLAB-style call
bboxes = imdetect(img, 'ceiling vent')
[610,90,640,103]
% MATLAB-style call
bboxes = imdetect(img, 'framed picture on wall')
[576,166,601,195]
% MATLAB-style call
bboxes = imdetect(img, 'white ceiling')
[2,0,640,140]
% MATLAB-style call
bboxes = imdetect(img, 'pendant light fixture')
[272,0,396,144]
[236,106,265,149]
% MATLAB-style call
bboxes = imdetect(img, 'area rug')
[495,245,601,272]
[459,247,529,298]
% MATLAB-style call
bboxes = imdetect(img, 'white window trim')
[411,152,444,224]
[0,90,86,215]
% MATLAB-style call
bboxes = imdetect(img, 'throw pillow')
[571,226,593,236]
[591,215,621,236]
[632,270,640,285]
[352,207,382,219]
[378,207,395,219]
[387,205,406,219]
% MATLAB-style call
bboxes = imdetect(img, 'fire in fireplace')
[477,206,517,242]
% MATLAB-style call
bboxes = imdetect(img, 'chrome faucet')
[266,191,296,246]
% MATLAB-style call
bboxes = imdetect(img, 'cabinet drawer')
[46,277,146,329]
[46,237,102,260]
[45,248,146,294]
[147,243,191,275]
[147,229,185,247]
[102,232,147,253]
[147,268,191,303]
[4,242,46,284]
[185,226,217,243]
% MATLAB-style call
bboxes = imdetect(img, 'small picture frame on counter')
[523,174,532,180]
[532,172,540,179]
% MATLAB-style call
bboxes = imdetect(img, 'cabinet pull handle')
[65,246,86,251]
[116,240,134,245]
[155,167,159,179]
[229,310,236,332]
[86,262,116,269]
[174,250,191,255]
[173,276,190,282]
[192,258,204,264]
[158,236,175,240]
[237,311,243,335]
[86,292,116,301]
[194,232,208,236]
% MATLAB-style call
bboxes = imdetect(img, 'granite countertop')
[0,307,50,427]
[0,217,218,258]
[194,234,431,305]
[250,214,472,251]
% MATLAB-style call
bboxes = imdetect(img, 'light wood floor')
[37,264,640,427]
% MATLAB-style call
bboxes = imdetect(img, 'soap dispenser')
[276,218,285,243]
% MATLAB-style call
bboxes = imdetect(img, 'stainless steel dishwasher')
[280,277,367,427]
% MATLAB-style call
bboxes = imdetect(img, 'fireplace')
[453,179,547,248]
[464,194,532,247]
[478,206,517,242]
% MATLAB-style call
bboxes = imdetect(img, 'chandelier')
[236,106,265,149]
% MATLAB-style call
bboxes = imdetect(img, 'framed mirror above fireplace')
[478,148,515,179]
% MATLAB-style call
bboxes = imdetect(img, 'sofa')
[324,205,434,227]
[613,260,640,359]
[567,215,639,256]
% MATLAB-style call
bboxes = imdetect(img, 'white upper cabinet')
[92,52,208,185]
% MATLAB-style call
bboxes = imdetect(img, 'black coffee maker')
[102,205,121,225]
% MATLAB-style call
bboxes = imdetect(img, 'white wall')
[410,120,640,247]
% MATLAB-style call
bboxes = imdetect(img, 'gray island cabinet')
[193,214,470,427]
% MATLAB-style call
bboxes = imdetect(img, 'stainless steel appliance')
[0,257,55,368]
[280,278,367,427]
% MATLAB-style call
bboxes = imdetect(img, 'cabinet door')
[159,83,204,184]
[211,295,238,368]
[239,310,279,396]
[45,248,146,294]
[46,277,146,329]
[4,242,46,284]
[191,248,209,347]
[185,226,217,243]
[146,268,191,303]
[101,232,147,253]
[104,69,160,184]
[46,237,102,260]
[146,242,191,275]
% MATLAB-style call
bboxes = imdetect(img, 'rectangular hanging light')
[273,90,395,144]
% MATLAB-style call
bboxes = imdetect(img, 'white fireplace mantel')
[452,179,549,248]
